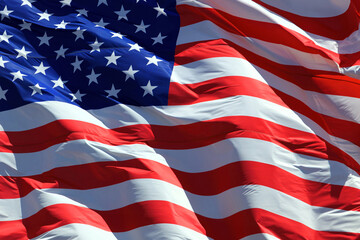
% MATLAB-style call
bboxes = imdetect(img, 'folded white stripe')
[2,179,360,233]
[0,140,168,176]
[1,138,359,189]
[307,27,360,55]
[31,224,118,240]
[240,233,281,240]
[257,0,350,17]
[30,223,211,240]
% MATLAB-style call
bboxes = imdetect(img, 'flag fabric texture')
[0,0,360,239]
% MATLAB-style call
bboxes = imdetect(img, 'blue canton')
[0,0,179,110]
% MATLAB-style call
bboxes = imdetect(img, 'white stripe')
[1,138,359,189]
[2,99,359,164]
[177,21,340,73]
[0,140,168,176]
[2,87,358,136]
[31,224,117,240]
[2,179,360,233]
[0,96,325,135]
[156,138,360,188]
[0,101,108,131]
[0,95,346,144]
[31,223,211,240]
[2,179,193,221]
[1,99,359,164]
[308,29,360,55]
[240,233,281,240]
[172,57,360,124]
[257,0,350,18]
[325,94,360,124]
[341,65,360,80]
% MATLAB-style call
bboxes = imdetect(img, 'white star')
[51,76,65,88]
[115,6,130,20]
[71,56,83,72]
[122,65,139,81]
[60,0,72,7]
[97,0,108,6]
[128,43,142,52]
[19,20,32,31]
[37,32,53,46]
[29,83,45,96]
[151,33,166,45]
[10,71,26,81]
[86,69,101,85]
[21,0,35,7]
[76,9,88,17]
[0,30,13,44]
[69,90,85,102]
[55,20,69,29]
[145,55,162,66]
[94,18,109,28]
[33,62,50,75]
[141,81,157,97]
[134,20,150,33]
[15,46,32,59]
[154,3,167,17]
[0,86,8,100]
[54,45,68,59]
[105,51,121,66]
[0,56,8,68]
[37,10,52,21]
[90,38,103,53]
[111,32,124,39]
[136,0,147,2]
[73,27,86,41]
[0,6,13,20]
[105,84,120,98]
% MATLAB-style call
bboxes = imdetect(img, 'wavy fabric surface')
[0,0,359,239]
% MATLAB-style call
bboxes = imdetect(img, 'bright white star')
[141,81,157,97]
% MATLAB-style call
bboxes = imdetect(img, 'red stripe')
[177,5,339,63]
[251,0,360,40]
[177,5,360,68]
[15,201,205,239]
[175,39,360,99]
[0,221,27,240]
[197,208,360,239]
[0,159,183,199]
[2,159,360,212]
[174,38,245,66]
[2,202,357,240]
[1,117,358,172]
[168,77,360,147]
[340,51,360,68]
[174,161,360,211]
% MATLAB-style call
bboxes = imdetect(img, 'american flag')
[0,0,359,239]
